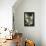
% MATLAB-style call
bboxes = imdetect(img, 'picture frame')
[24,12,35,26]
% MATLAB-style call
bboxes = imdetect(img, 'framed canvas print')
[24,12,35,26]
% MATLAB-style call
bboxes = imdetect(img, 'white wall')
[41,0,46,46]
[13,0,41,46]
[0,0,16,30]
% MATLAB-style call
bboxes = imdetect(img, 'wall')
[41,0,46,46]
[13,0,41,46]
[0,0,16,30]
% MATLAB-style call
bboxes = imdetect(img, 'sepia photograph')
[0,0,46,46]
